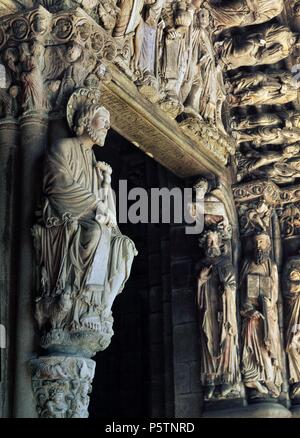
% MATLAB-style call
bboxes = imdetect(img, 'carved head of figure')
[3,47,18,72]
[289,269,300,294]
[98,0,119,32]
[199,7,210,29]
[254,232,271,265]
[68,88,110,147]
[65,42,83,63]
[73,103,110,146]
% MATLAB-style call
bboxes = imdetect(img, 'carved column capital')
[30,356,95,418]
[0,6,117,120]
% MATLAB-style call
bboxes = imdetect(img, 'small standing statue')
[240,232,283,399]
[282,257,300,401]
[197,225,240,399]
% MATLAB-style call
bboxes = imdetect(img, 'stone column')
[13,113,48,418]
[0,118,19,417]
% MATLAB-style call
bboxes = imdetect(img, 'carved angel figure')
[204,0,284,31]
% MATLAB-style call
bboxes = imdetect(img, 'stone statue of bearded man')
[32,88,137,357]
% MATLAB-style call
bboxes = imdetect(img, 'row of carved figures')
[1,1,297,140]
[198,226,300,404]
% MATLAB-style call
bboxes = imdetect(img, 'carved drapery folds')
[32,87,137,358]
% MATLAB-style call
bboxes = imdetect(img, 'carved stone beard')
[86,124,107,146]
[255,248,270,265]
[206,246,222,258]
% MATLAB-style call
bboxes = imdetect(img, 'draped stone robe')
[198,256,240,388]
[284,285,300,386]
[33,136,136,331]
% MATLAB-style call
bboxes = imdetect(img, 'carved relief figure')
[216,24,297,71]
[204,0,284,31]
[55,42,95,108]
[113,0,145,71]
[31,356,95,418]
[32,88,137,355]
[238,200,272,234]
[227,72,298,107]
[197,227,240,399]
[283,257,300,401]
[182,6,226,133]
[240,232,283,398]
[160,0,194,99]
[98,0,119,33]
[278,204,300,238]
[233,127,300,147]
[138,0,166,74]
[19,41,47,112]
[231,113,282,131]
[237,146,300,185]
[237,145,300,182]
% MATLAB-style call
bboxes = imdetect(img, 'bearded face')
[205,231,222,258]
[87,108,110,146]
[254,247,270,264]
[254,234,271,265]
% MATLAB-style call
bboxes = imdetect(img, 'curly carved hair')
[73,104,100,136]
